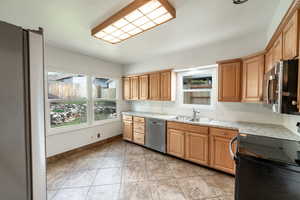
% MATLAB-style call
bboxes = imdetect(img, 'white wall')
[124,30,283,125]
[123,0,300,134]
[124,30,266,75]
[45,44,130,157]
[266,0,294,42]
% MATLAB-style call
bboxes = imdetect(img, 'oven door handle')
[229,136,238,160]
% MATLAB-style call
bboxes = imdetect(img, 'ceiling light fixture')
[233,0,248,4]
[91,0,176,44]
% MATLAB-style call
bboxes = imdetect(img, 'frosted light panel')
[92,0,176,44]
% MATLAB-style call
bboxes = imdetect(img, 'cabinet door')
[273,34,283,63]
[149,72,161,100]
[167,129,185,158]
[242,55,265,102]
[123,77,131,100]
[123,121,133,141]
[218,61,241,102]
[283,11,298,60]
[130,76,139,100]
[160,71,171,101]
[265,48,273,73]
[185,132,209,166]
[210,128,237,174]
[139,75,149,100]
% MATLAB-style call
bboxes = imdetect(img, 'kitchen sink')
[173,115,211,123]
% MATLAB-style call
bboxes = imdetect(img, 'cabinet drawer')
[123,115,132,122]
[133,132,145,145]
[210,127,237,138]
[167,121,208,134]
[134,123,145,133]
[133,116,145,123]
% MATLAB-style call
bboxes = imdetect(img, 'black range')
[233,133,300,200]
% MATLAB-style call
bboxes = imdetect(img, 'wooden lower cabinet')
[167,121,237,175]
[167,129,185,158]
[133,116,145,145]
[123,121,133,141]
[209,128,237,175]
[185,132,209,166]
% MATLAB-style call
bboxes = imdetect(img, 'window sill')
[47,117,121,136]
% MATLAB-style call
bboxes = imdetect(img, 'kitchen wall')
[123,0,300,134]
[124,30,283,125]
[266,0,294,42]
[45,45,129,157]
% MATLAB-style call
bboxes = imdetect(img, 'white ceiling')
[0,0,280,64]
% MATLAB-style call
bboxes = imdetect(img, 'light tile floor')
[47,139,234,200]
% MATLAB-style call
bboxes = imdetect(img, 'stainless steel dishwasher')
[145,118,166,153]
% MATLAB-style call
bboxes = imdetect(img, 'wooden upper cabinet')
[160,71,172,101]
[185,132,209,166]
[210,128,237,175]
[283,10,299,60]
[265,48,273,73]
[139,75,149,100]
[167,129,185,158]
[123,77,131,100]
[149,72,161,100]
[130,76,139,100]
[242,55,265,102]
[273,34,283,63]
[218,59,242,102]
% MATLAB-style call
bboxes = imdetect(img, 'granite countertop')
[122,111,300,142]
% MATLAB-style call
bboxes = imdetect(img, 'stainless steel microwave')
[263,60,299,114]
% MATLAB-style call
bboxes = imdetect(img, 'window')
[93,78,117,121]
[47,72,88,128]
[179,67,216,108]
[46,72,119,131]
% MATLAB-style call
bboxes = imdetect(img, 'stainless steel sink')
[173,115,211,123]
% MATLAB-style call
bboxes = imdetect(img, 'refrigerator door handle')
[229,136,238,160]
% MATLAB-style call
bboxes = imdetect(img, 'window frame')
[45,70,120,135]
[177,66,217,110]
[91,77,120,126]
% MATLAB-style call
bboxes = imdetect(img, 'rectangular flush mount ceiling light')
[91,0,176,44]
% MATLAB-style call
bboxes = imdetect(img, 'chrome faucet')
[192,108,201,122]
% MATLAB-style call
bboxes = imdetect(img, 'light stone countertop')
[122,111,300,142]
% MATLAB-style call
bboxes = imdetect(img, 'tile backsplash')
[129,101,283,125]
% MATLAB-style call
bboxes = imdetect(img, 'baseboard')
[47,134,122,163]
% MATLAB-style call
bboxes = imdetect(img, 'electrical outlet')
[97,133,101,138]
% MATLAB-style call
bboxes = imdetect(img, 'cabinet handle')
[229,136,238,160]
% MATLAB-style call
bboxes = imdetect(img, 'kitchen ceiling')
[0,0,280,64]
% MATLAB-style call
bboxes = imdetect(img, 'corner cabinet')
[218,59,242,102]
[242,54,265,103]
[210,128,237,175]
